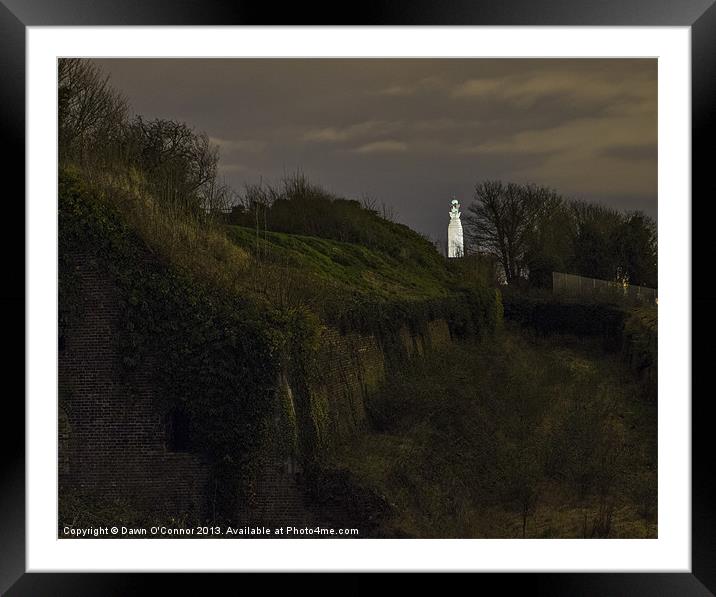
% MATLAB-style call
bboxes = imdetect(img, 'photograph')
[57,57,658,540]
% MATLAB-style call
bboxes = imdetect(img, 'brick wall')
[306,327,384,450]
[58,251,210,523]
[304,319,451,449]
[242,319,454,529]
[248,319,453,526]
[59,249,456,528]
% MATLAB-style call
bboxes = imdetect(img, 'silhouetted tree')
[612,212,658,287]
[570,201,624,282]
[523,189,576,288]
[58,58,128,163]
[571,202,657,287]
[466,181,657,289]
[464,181,549,284]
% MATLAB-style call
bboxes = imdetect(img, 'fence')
[552,272,657,306]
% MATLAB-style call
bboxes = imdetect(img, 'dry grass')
[78,164,253,300]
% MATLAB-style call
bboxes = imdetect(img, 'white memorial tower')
[447,198,464,258]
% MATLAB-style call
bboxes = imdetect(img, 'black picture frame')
[2,1,712,594]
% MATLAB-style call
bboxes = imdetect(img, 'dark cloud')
[92,58,657,241]
[600,143,658,162]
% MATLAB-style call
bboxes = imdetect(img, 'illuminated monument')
[447,198,464,258]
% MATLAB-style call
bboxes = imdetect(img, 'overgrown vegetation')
[229,175,441,262]
[58,59,656,537]
[501,287,629,351]
[57,59,500,526]
[623,307,658,399]
[326,327,657,538]
[58,163,500,524]
[500,287,657,399]
[225,220,499,336]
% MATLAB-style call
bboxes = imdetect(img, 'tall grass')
[64,162,252,301]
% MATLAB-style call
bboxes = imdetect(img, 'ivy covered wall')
[58,169,503,527]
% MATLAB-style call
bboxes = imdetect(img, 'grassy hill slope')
[58,165,502,524]
[226,225,452,301]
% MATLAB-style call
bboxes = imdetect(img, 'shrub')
[501,289,627,351]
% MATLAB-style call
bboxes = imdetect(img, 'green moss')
[308,389,331,451]
[270,375,299,458]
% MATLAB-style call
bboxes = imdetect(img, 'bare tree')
[381,201,397,222]
[58,58,128,163]
[521,186,574,287]
[360,194,377,212]
[124,117,220,215]
[360,194,397,222]
[203,176,235,217]
[463,181,544,284]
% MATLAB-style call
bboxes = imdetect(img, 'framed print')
[2,0,713,593]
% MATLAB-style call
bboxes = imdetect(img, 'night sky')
[93,58,657,246]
